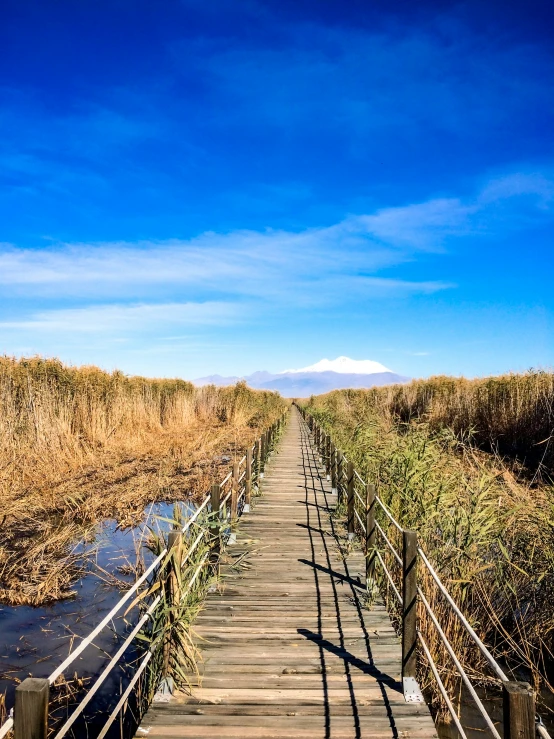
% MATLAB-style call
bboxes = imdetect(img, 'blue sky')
[1,0,553,379]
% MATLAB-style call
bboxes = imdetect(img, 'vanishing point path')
[137,408,437,739]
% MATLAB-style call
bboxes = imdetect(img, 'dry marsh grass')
[304,378,554,709]
[0,356,286,605]
[357,370,554,476]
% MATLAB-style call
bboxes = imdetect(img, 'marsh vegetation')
[303,372,554,714]
[0,356,285,605]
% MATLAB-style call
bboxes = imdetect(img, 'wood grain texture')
[136,409,438,739]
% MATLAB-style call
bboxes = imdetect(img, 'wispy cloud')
[0,169,551,373]
[0,218,446,302]
[0,301,237,334]
[358,199,475,250]
[0,170,550,306]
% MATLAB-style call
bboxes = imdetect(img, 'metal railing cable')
[181,551,211,602]
[56,593,163,739]
[375,521,402,565]
[417,547,509,683]
[96,650,153,739]
[48,547,169,684]
[354,509,366,533]
[220,490,232,508]
[375,495,403,532]
[181,494,210,534]
[220,471,233,486]
[417,586,503,739]
[417,630,469,739]
[375,550,402,604]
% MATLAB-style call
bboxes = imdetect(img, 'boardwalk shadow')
[298,558,367,591]
[297,628,402,690]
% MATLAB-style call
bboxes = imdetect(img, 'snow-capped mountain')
[281,356,391,374]
[194,357,409,396]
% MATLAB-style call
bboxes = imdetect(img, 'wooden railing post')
[163,528,180,680]
[347,461,355,541]
[337,452,343,505]
[15,678,49,739]
[231,461,239,523]
[402,530,418,681]
[245,448,252,512]
[503,682,535,739]
[210,483,221,555]
[366,483,376,589]
[326,435,331,480]
[260,432,266,478]
[331,443,337,493]
[254,439,261,482]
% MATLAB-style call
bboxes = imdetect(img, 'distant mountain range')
[194,356,410,396]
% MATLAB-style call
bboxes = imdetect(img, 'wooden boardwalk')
[137,409,437,739]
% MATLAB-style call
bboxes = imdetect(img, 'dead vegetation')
[0,356,286,605]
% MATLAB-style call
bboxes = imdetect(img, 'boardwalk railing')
[298,406,551,739]
[0,411,288,739]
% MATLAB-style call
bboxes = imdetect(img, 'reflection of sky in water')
[0,500,193,729]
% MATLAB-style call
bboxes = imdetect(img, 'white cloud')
[0,301,237,334]
[478,172,554,207]
[1,169,550,307]
[357,199,475,250]
[0,168,551,349]
[0,218,445,301]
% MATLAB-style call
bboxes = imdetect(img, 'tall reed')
[351,370,554,475]
[0,356,286,605]
[304,387,554,710]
